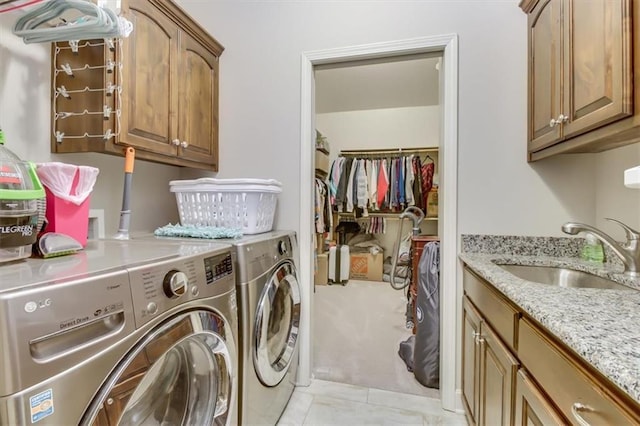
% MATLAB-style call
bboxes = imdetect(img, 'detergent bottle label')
[0,214,39,248]
[0,164,22,187]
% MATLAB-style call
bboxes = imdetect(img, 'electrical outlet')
[88,209,105,240]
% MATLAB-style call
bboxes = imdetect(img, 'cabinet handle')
[473,331,484,344]
[571,402,594,426]
[180,140,189,148]
[549,114,568,128]
[172,138,180,146]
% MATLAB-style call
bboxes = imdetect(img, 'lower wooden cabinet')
[462,298,481,423]
[462,296,519,426]
[462,265,640,426]
[514,369,566,425]
[519,317,640,425]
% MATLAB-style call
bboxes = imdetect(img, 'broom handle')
[116,147,135,235]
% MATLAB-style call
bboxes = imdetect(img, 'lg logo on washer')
[24,298,52,313]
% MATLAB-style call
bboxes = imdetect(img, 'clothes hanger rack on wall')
[52,38,123,143]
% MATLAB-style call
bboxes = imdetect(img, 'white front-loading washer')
[0,239,238,425]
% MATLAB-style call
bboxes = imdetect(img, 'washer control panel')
[163,270,188,298]
[278,240,288,256]
[128,250,235,328]
[204,253,234,284]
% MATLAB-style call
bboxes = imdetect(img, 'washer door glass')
[254,260,301,387]
[83,311,234,426]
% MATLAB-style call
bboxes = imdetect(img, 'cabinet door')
[177,33,219,169]
[479,321,519,426]
[561,0,632,140]
[121,0,179,156]
[514,369,566,426]
[462,297,482,425]
[528,0,562,152]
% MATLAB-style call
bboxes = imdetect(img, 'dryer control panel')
[128,249,235,328]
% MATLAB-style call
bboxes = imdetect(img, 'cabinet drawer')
[463,268,518,350]
[519,318,638,425]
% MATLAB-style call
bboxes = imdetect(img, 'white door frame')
[298,34,460,412]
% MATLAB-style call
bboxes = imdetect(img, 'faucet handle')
[605,218,640,241]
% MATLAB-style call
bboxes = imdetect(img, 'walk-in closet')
[312,53,443,398]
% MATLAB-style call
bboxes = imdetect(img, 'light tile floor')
[277,379,468,426]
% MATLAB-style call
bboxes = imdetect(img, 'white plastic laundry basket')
[170,178,282,234]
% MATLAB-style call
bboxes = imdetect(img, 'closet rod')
[340,147,437,157]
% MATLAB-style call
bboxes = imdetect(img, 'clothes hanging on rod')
[314,177,332,233]
[355,216,386,234]
[420,158,434,210]
[329,148,436,214]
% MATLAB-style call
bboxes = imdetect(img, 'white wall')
[178,0,609,238]
[1,2,635,239]
[316,105,440,163]
[0,15,182,237]
[595,144,640,239]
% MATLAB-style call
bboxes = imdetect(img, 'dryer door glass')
[83,311,235,426]
[254,260,301,387]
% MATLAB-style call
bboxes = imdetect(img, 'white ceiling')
[314,55,441,114]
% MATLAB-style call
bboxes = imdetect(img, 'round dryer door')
[82,311,235,426]
[253,260,301,387]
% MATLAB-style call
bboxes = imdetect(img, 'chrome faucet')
[562,218,640,276]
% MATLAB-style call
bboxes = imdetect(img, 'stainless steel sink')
[496,264,634,291]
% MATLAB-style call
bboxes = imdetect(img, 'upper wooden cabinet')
[52,0,223,171]
[521,0,634,161]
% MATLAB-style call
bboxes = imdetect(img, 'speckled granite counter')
[460,235,640,405]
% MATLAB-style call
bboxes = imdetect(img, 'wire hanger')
[12,0,132,43]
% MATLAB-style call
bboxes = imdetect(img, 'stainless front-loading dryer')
[232,231,301,426]
[0,239,238,425]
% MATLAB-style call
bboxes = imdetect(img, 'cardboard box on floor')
[315,253,328,285]
[350,252,383,281]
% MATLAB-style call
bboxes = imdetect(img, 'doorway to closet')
[299,35,459,412]
[313,54,442,398]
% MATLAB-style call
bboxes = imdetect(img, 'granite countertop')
[459,235,640,405]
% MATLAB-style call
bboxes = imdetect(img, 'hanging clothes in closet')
[328,150,435,214]
[355,216,386,234]
[314,178,332,233]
